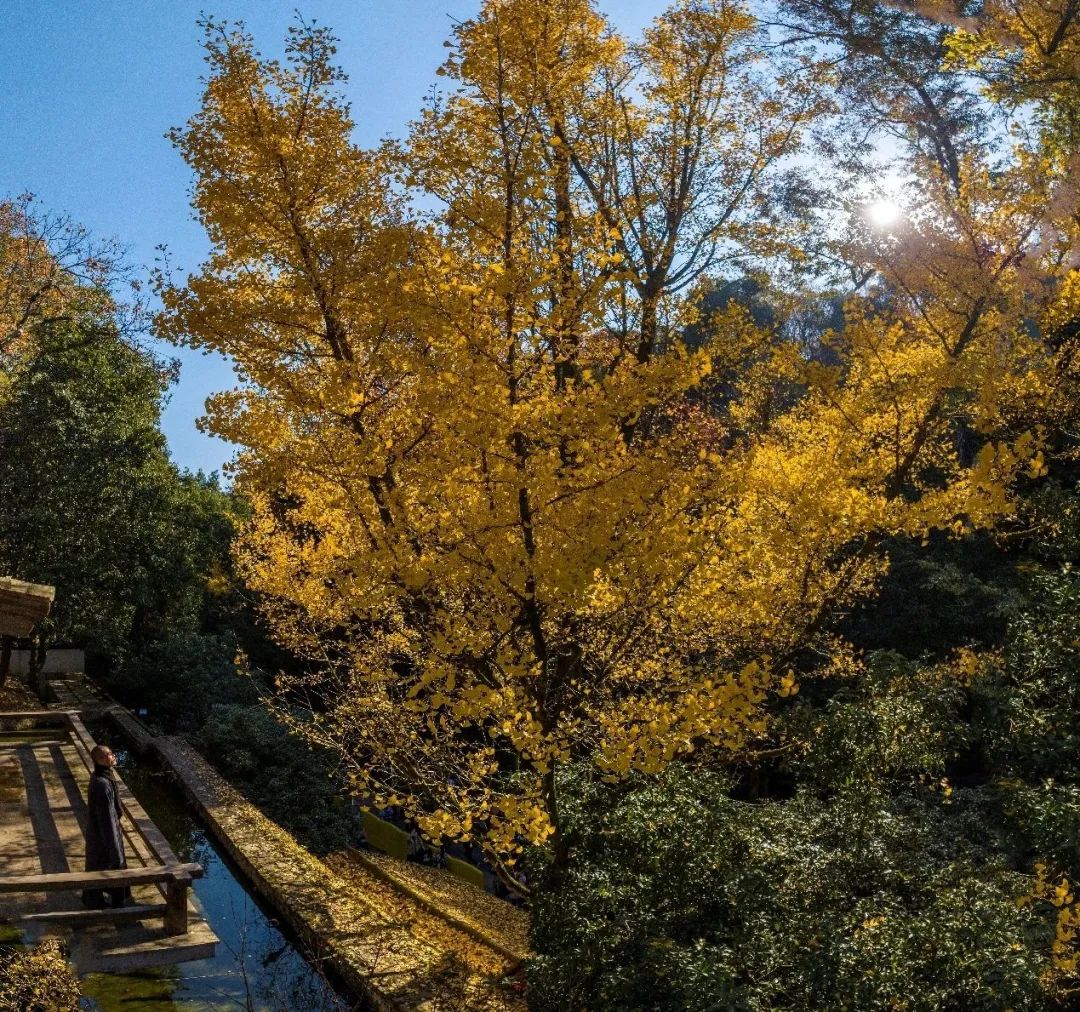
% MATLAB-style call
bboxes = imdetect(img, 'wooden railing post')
[164,875,190,935]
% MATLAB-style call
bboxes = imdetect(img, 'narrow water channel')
[78,744,357,1012]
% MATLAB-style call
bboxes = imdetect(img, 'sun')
[866,198,903,229]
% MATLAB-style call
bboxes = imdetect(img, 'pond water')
[77,745,359,1012]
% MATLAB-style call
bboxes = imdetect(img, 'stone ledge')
[152,735,523,1011]
[338,848,529,966]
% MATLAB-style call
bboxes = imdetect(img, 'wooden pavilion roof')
[0,576,54,638]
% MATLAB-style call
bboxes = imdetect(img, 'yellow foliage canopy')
[158,2,1077,870]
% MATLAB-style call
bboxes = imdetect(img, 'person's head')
[90,744,116,768]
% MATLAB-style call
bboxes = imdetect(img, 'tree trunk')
[636,290,659,364]
[0,636,12,688]
[552,139,578,392]
[620,290,662,445]
[543,761,570,877]
[29,631,47,699]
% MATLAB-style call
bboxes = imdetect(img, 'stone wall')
[7,648,85,676]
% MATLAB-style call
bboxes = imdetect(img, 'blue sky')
[0,1,661,476]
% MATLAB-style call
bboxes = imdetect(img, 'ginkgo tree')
[158,0,1072,880]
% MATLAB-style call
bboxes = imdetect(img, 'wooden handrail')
[0,863,203,894]
[0,708,203,936]
[0,709,75,723]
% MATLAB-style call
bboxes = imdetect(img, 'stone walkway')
[337,849,529,964]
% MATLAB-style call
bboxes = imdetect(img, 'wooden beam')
[0,862,203,894]
[0,730,66,740]
[0,598,53,614]
[0,577,55,600]
[20,903,169,926]
[0,710,74,723]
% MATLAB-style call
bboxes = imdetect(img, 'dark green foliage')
[0,316,274,728]
[529,777,1047,1010]
[0,315,351,860]
[841,530,1023,660]
[0,321,242,669]
[0,322,180,655]
[528,683,1052,1008]
[109,630,257,734]
[528,566,1080,1011]
[782,651,965,790]
[194,703,358,855]
[971,566,1080,782]
[683,278,778,351]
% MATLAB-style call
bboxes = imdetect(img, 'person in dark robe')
[81,744,131,908]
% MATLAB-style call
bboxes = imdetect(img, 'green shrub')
[970,565,1080,785]
[526,644,1079,1010]
[193,703,358,854]
[527,764,1056,1011]
[107,630,255,734]
[528,537,1080,1010]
